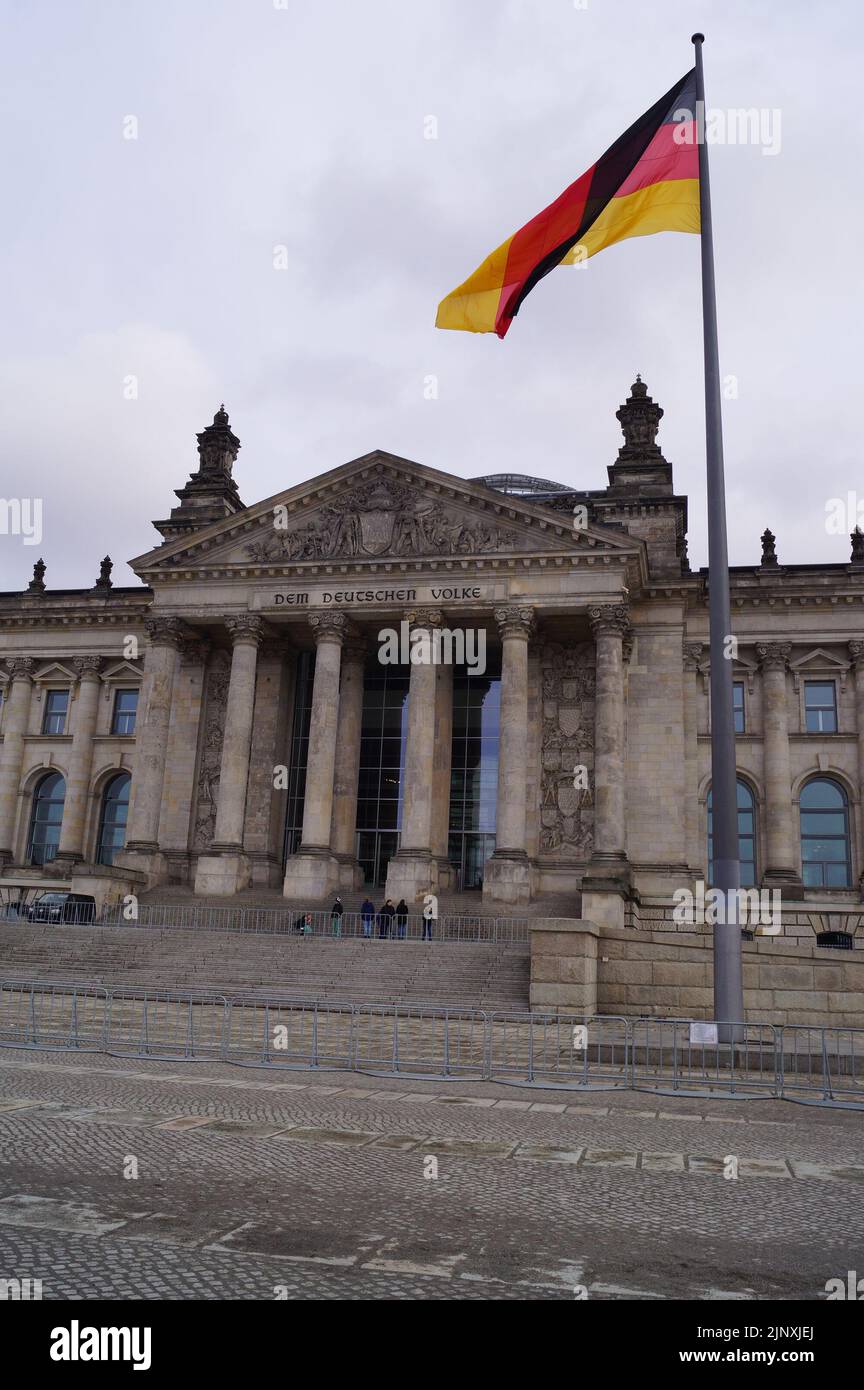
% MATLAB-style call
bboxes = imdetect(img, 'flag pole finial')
[691,32,704,44]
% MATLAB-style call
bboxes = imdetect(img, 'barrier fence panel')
[225,997,355,1069]
[778,1026,864,1104]
[630,1019,781,1097]
[103,989,229,1060]
[97,904,530,945]
[353,1005,489,1078]
[489,1012,630,1088]
[0,981,108,1051]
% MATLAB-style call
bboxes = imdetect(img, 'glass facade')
[97,772,131,865]
[448,652,501,890]
[283,652,315,860]
[708,780,756,887]
[355,663,410,886]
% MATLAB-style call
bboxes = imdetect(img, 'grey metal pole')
[692,33,744,1027]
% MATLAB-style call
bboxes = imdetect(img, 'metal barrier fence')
[89,904,530,944]
[1,980,861,1107]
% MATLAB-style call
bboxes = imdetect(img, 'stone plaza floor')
[0,1048,862,1300]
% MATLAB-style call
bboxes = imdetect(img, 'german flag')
[436,70,699,338]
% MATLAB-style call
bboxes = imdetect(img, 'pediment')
[131,451,640,578]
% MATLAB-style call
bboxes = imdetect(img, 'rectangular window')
[804,681,837,733]
[112,688,139,735]
[733,682,745,733]
[42,689,69,735]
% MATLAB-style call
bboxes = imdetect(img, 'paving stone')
[641,1152,686,1173]
[581,1150,638,1168]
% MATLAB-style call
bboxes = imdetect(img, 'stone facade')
[1,386,862,955]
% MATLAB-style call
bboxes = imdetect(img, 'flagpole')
[691,33,744,1028]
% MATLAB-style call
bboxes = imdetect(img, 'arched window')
[97,773,131,866]
[28,772,66,866]
[708,779,757,887]
[800,779,851,888]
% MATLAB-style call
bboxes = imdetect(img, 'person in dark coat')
[360,897,375,938]
[395,899,409,939]
[330,896,344,937]
[378,899,395,938]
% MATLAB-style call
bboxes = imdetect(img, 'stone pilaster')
[582,604,631,926]
[194,616,264,895]
[159,636,210,883]
[56,657,103,864]
[119,617,187,884]
[330,640,367,888]
[849,641,864,894]
[0,658,35,863]
[282,612,346,900]
[244,642,294,889]
[756,642,802,894]
[386,609,444,906]
[483,605,535,908]
[683,642,703,874]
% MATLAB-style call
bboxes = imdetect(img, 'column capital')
[308,611,347,645]
[145,616,189,649]
[849,640,864,670]
[756,641,791,672]
[5,657,35,682]
[588,603,630,639]
[404,607,444,630]
[72,656,103,682]
[224,614,267,648]
[683,641,703,672]
[494,605,535,641]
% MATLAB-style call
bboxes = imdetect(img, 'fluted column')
[399,609,442,853]
[124,618,186,854]
[588,604,630,867]
[849,641,864,892]
[211,617,265,849]
[482,605,534,907]
[56,657,103,863]
[0,659,35,862]
[330,639,366,885]
[756,642,801,890]
[683,642,703,872]
[282,613,346,900]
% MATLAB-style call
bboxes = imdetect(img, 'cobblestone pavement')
[0,1048,862,1300]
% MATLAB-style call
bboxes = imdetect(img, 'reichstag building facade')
[1,379,862,923]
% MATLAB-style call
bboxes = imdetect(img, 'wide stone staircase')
[0,921,530,1011]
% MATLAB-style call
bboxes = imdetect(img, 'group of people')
[292,896,435,939]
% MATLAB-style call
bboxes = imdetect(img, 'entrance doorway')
[356,831,399,887]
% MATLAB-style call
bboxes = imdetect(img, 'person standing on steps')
[360,896,375,939]
[395,899,409,939]
[378,898,395,939]
[330,895,343,937]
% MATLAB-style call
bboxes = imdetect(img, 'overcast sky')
[1,0,861,588]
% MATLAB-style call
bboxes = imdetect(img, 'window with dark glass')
[42,689,69,735]
[448,650,501,891]
[733,682,745,733]
[282,652,315,862]
[28,772,65,865]
[97,772,131,865]
[708,779,756,887]
[354,663,410,886]
[804,681,837,733]
[111,689,138,735]
[800,778,851,887]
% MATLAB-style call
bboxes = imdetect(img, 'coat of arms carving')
[539,642,595,855]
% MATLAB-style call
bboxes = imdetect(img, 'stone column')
[56,657,103,864]
[431,661,455,887]
[582,604,631,926]
[330,639,367,888]
[0,658,35,863]
[386,609,443,906]
[483,605,534,907]
[683,642,703,874]
[848,641,864,894]
[194,617,264,896]
[282,612,346,900]
[123,619,186,876]
[756,642,801,892]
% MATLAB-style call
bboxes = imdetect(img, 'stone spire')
[606,375,673,494]
[851,526,864,566]
[93,556,113,593]
[27,558,46,594]
[760,528,779,568]
[152,405,246,542]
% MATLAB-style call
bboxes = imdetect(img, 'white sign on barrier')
[572,1025,588,1050]
[689,1022,719,1045]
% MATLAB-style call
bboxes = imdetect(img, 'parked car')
[25,892,97,925]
